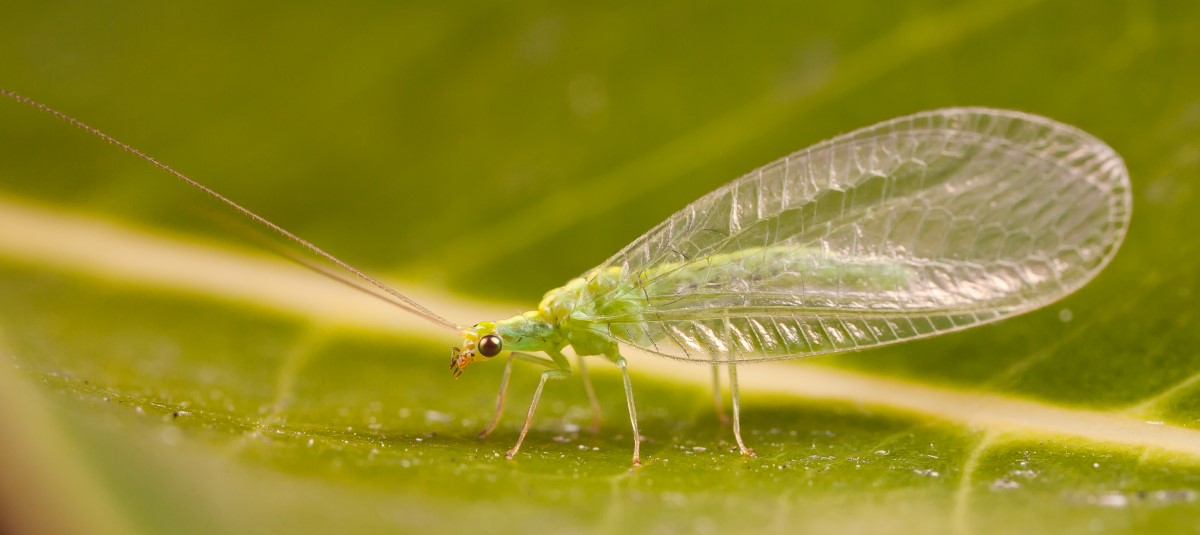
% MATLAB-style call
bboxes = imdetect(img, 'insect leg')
[727,363,756,457]
[506,352,571,460]
[575,355,602,433]
[604,350,642,467]
[478,352,516,439]
[710,363,730,424]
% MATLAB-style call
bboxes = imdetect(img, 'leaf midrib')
[1,194,1196,460]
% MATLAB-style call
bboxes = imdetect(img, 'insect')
[3,89,1132,466]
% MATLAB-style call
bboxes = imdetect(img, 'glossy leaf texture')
[1,1,1200,534]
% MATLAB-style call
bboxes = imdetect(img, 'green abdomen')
[558,245,913,350]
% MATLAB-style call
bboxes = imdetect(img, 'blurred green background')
[2,1,1200,533]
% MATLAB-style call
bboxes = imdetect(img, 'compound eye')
[478,334,503,357]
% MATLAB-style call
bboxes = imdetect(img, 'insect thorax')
[492,311,561,353]
[489,268,634,357]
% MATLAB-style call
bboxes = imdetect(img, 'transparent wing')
[572,108,1131,363]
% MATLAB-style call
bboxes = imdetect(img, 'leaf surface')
[1,1,1199,533]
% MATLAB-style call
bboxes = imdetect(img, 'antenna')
[1,88,460,333]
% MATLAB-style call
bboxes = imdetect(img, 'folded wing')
[572,108,1131,363]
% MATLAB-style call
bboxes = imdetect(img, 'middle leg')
[604,350,643,466]
[575,355,603,434]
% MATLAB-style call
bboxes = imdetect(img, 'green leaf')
[2,1,1200,534]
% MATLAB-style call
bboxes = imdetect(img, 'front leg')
[478,352,555,439]
[477,353,515,439]
[506,351,572,460]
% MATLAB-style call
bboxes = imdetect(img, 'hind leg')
[727,362,755,457]
[710,363,730,424]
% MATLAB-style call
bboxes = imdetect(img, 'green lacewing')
[3,90,1131,466]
